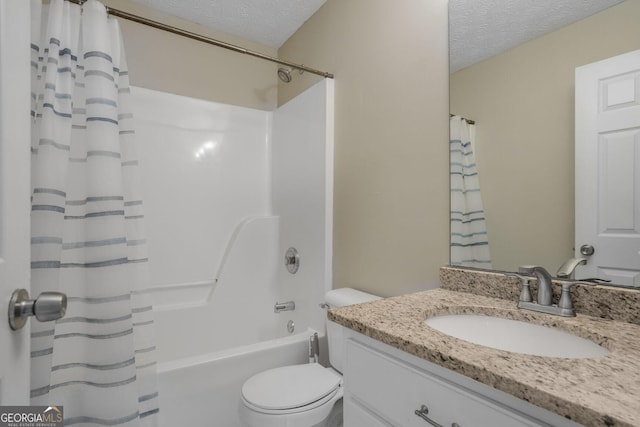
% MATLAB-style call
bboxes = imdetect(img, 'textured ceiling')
[129,0,326,48]
[128,0,625,71]
[449,0,626,73]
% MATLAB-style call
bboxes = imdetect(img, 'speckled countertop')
[329,272,640,427]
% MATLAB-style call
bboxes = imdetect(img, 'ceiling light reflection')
[194,140,218,160]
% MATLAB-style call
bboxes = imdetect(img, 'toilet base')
[324,398,343,427]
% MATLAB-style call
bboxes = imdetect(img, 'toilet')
[239,288,381,427]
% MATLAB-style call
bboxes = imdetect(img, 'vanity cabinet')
[343,331,582,427]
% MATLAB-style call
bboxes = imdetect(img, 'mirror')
[449,0,640,286]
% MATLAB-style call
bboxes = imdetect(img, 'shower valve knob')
[8,288,67,330]
[284,247,300,274]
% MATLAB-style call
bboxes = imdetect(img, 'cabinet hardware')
[414,405,460,427]
[414,405,442,427]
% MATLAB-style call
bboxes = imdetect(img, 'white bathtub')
[149,214,323,426]
[157,329,315,427]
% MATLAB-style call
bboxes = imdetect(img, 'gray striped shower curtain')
[450,116,492,268]
[29,0,159,424]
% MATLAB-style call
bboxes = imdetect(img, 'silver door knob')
[8,288,67,330]
[580,244,595,256]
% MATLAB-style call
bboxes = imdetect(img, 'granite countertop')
[329,288,640,427]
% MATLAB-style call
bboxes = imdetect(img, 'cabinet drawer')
[345,339,544,427]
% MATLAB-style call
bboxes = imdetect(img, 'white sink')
[424,314,609,358]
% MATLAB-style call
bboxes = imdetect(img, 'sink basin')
[424,314,609,358]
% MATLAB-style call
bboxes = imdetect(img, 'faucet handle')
[557,281,595,315]
[558,282,575,311]
[505,273,532,303]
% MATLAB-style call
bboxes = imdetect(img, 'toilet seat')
[241,364,342,414]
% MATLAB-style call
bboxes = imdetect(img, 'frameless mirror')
[448,0,640,287]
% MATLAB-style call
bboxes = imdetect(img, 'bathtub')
[149,215,325,426]
[157,329,315,427]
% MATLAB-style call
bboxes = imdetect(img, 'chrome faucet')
[519,265,553,305]
[509,265,594,317]
[556,257,587,279]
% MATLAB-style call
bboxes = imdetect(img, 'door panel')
[0,0,31,404]
[575,49,640,286]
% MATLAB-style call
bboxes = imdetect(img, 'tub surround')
[328,267,640,427]
[134,81,334,426]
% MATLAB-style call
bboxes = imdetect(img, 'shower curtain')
[450,116,492,268]
[30,0,159,424]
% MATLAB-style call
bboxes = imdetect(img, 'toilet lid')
[242,364,341,411]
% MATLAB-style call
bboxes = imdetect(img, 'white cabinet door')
[0,0,32,405]
[575,49,640,286]
[345,340,543,427]
[344,398,393,427]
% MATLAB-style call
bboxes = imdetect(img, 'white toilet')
[239,288,381,427]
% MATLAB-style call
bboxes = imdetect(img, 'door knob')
[580,244,595,256]
[8,288,67,330]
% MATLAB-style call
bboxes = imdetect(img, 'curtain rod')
[66,0,334,79]
[450,114,475,125]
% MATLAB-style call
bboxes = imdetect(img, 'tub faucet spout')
[274,301,295,313]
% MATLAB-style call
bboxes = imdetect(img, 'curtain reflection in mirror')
[450,116,492,268]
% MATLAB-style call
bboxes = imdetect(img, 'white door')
[0,0,32,404]
[575,49,640,286]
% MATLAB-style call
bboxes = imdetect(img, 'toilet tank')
[324,288,381,373]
